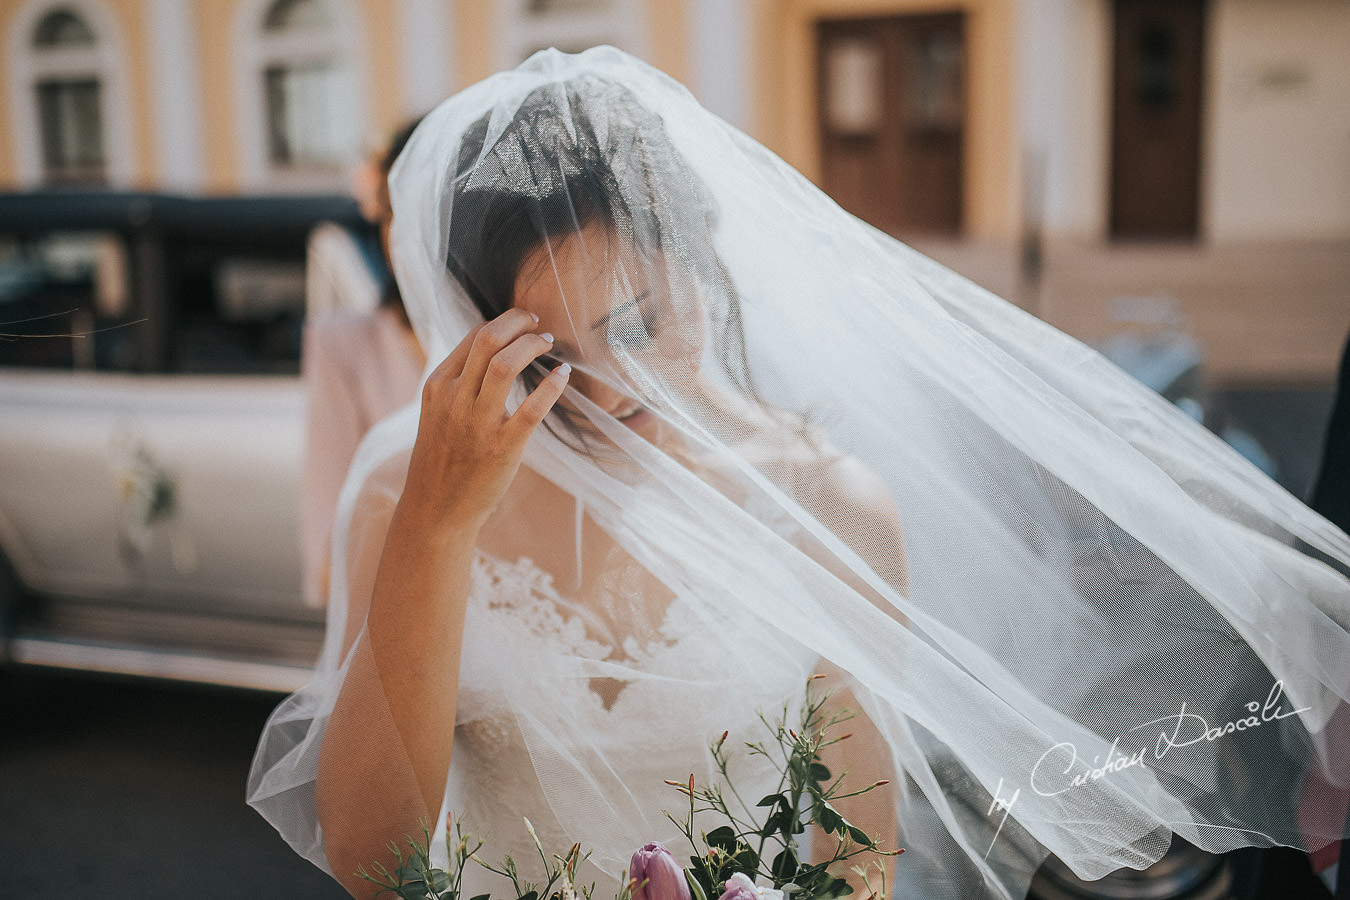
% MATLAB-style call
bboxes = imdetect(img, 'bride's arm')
[793,449,909,621]
[814,668,901,899]
[315,309,568,897]
[800,456,906,895]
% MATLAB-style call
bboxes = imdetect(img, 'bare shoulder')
[691,382,904,536]
[726,405,911,600]
[810,450,901,525]
[792,437,905,550]
[785,437,910,601]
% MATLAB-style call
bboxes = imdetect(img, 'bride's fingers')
[506,363,571,440]
[474,331,556,416]
[459,309,540,394]
[432,322,485,382]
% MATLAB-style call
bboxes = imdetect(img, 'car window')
[171,246,304,375]
[0,229,304,375]
[0,230,138,370]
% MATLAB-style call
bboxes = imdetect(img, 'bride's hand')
[402,308,570,533]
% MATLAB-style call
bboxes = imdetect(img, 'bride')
[249,47,1350,900]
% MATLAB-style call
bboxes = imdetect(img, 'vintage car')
[0,191,362,692]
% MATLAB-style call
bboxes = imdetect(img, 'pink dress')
[300,305,424,607]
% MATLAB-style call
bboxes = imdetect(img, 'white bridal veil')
[250,47,1350,900]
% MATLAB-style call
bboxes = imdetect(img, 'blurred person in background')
[305,150,389,320]
[300,120,426,608]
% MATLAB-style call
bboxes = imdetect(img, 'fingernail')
[528,311,540,324]
[555,363,572,378]
[540,332,554,343]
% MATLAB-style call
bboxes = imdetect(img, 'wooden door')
[1110,0,1206,239]
[817,14,965,237]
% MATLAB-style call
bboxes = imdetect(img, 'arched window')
[6,1,134,188]
[32,8,104,183]
[236,0,364,189]
[34,8,96,44]
[500,0,648,68]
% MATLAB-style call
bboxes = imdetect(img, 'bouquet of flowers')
[358,676,903,900]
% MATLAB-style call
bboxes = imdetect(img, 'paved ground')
[0,666,347,900]
[913,239,1350,387]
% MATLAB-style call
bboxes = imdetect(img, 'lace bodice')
[446,553,810,893]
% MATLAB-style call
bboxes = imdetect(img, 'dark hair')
[376,115,427,315]
[381,116,425,177]
[444,79,756,447]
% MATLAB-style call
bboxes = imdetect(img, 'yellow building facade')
[0,0,1020,239]
[4,0,1346,245]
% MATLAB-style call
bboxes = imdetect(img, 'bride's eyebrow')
[589,290,651,331]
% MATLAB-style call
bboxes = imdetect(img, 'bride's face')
[512,223,704,439]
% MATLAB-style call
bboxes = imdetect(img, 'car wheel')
[0,548,17,652]
[0,547,23,690]
[1028,839,1232,900]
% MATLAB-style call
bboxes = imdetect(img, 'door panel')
[817,14,965,237]
[1110,0,1206,239]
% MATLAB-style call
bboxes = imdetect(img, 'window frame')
[36,77,106,182]
[5,0,136,189]
[233,0,368,193]
[496,0,650,69]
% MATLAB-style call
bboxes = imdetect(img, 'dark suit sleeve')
[1308,329,1350,898]
[1311,329,1350,533]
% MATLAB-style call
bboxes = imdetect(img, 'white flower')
[718,872,784,900]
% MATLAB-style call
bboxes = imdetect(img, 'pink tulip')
[630,842,692,900]
[717,873,759,900]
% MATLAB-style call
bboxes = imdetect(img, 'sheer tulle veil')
[249,46,1350,899]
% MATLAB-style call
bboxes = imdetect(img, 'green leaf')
[395,864,424,882]
[686,869,709,900]
[817,806,842,835]
[817,876,853,900]
[705,826,738,851]
[428,871,452,893]
[690,855,719,899]
[757,793,786,808]
[519,891,539,900]
[759,810,787,838]
[808,763,831,782]
[846,825,873,847]
[771,848,798,882]
[471,894,493,900]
